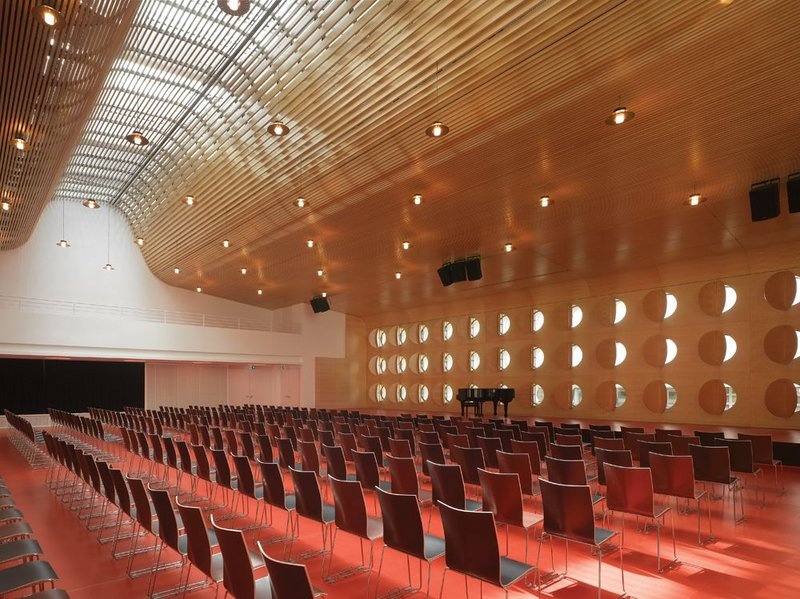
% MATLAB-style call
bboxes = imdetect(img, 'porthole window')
[469,351,481,371]
[724,335,737,362]
[615,384,627,408]
[443,384,453,403]
[395,356,407,373]
[371,329,387,348]
[396,384,407,402]
[571,344,583,368]
[498,314,511,336]
[443,321,453,341]
[614,299,627,324]
[571,384,583,408]
[665,383,677,410]
[723,383,737,412]
[796,277,800,307]
[531,384,544,406]
[665,339,678,364]
[531,309,544,332]
[498,349,511,370]
[417,324,429,343]
[418,354,429,373]
[615,342,627,366]
[469,317,481,339]
[531,346,544,369]
[369,356,387,375]
[373,384,386,402]
[795,383,800,413]
[570,305,583,328]
[722,285,737,313]
[418,384,429,403]
[395,327,407,345]
[665,293,678,319]
[443,353,453,372]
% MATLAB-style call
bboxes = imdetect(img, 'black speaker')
[787,173,800,213]
[465,256,482,281]
[749,179,780,221]
[451,260,467,283]
[437,263,454,287]
[309,296,330,313]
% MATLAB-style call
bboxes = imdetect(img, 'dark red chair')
[639,441,673,468]
[649,452,712,545]
[210,516,270,598]
[258,547,324,599]
[738,433,783,495]
[689,444,744,523]
[175,497,224,596]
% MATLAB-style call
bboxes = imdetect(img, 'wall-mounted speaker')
[437,263,454,287]
[465,256,482,281]
[309,296,330,313]
[749,179,780,221]
[787,173,800,214]
[451,260,468,283]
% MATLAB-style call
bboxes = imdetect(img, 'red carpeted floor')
[2,429,799,599]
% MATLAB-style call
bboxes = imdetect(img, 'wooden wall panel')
[315,315,367,406]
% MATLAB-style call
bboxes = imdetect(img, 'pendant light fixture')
[35,1,62,29]
[267,120,289,136]
[294,157,308,207]
[425,62,450,138]
[605,97,635,125]
[125,130,149,146]
[82,199,100,209]
[218,0,250,16]
[56,197,70,248]
[12,135,30,152]
[102,207,113,271]
[2,201,10,212]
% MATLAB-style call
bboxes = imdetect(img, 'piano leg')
[461,402,466,417]
[503,401,508,418]
[492,400,498,416]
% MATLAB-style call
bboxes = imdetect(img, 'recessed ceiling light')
[12,136,30,152]
[174,267,181,274]
[605,106,635,125]
[1,201,10,212]
[135,237,144,247]
[257,289,263,295]
[35,1,62,29]
[412,194,422,205]
[307,239,314,248]
[539,195,552,208]
[395,271,402,279]
[57,239,70,248]
[425,121,449,138]
[196,287,202,293]
[267,121,289,136]
[103,263,114,271]
[685,193,706,207]
[504,242,513,252]
[82,199,100,209]
[183,195,194,206]
[402,241,410,250]
[222,239,230,248]
[240,267,247,275]
[317,269,324,277]
[217,0,250,16]
[294,197,307,208]
[321,292,328,298]
[125,130,148,146]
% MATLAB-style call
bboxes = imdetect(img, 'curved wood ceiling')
[3,0,800,316]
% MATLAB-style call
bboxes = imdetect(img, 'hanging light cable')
[426,62,450,138]
[103,207,113,270]
[57,197,70,248]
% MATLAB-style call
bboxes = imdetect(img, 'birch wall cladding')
[364,268,800,429]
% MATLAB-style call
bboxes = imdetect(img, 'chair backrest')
[655,428,683,443]
[418,431,440,445]
[321,444,347,480]
[387,454,419,496]
[593,437,625,451]
[496,450,534,496]
[126,475,153,530]
[544,456,588,485]
[649,452,697,499]
[509,439,542,476]
[232,454,256,499]
[533,421,555,441]
[162,435,178,468]
[339,432,358,462]
[361,435,385,465]
[539,478,596,545]
[418,441,445,477]
[550,443,583,460]
[109,468,132,515]
[224,429,239,455]
[352,449,381,489]
[689,444,732,485]
[560,423,581,430]
[520,430,549,457]
[638,441,673,468]
[211,517,256,599]
[445,433,469,451]
[318,429,335,447]
[388,437,413,459]
[622,432,655,461]
[329,476,369,538]
[176,498,215,578]
[257,459,288,508]
[588,424,612,431]
[449,444,485,486]
[239,432,255,461]
[428,461,467,509]
[554,432,582,447]
[176,440,194,474]
[604,464,656,518]
[149,485,180,550]
[376,487,426,560]
[95,460,116,504]
[210,448,233,489]
[276,437,296,470]
[476,436,502,469]
[594,448,633,486]
[394,428,416,456]
[671,435,701,456]
[737,433,774,464]
[298,440,321,476]
[191,444,212,480]
[255,434,273,463]
[290,467,325,522]
[259,545,315,599]
[715,438,756,473]
[478,468,523,527]
[438,501,502,586]
[694,431,725,446]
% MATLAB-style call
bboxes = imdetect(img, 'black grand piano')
[457,387,515,417]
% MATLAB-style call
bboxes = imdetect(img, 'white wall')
[0,202,346,406]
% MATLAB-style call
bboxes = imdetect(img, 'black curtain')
[0,358,144,414]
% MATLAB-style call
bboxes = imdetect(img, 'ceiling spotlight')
[125,130,148,146]
[321,292,328,298]
[395,271,402,280]
[217,0,250,16]
[317,269,324,277]
[267,121,289,136]
[606,106,635,126]
[82,199,100,209]
[35,1,62,29]
[294,196,307,208]
[685,193,706,207]
[1,201,10,212]
[307,239,314,248]
[539,195,552,208]
[504,242,513,253]
[103,263,114,271]
[412,194,422,205]
[57,239,70,248]
[425,121,450,138]
[240,267,247,275]
[135,237,144,247]
[183,195,194,206]
[12,136,30,152]
[402,241,410,250]
[257,289,263,295]
[174,267,181,274]
[196,287,202,293]
[222,239,230,248]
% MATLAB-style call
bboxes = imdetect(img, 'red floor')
[2,429,800,599]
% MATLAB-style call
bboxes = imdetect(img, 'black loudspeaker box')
[310,296,330,313]
[787,173,800,214]
[749,179,780,221]
[438,263,454,286]
[451,260,468,283]
[465,256,482,281]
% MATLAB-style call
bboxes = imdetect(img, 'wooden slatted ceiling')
[3,0,800,316]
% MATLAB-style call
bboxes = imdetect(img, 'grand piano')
[457,387,515,417]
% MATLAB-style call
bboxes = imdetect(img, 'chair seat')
[23,589,70,599]
[0,521,33,543]
[417,489,433,505]
[254,575,273,599]
[499,554,534,587]
[422,533,446,560]
[594,527,616,546]
[284,494,297,510]
[376,480,392,492]
[464,499,482,512]
[322,504,336,524]
[0,539,43,565]
[0,560,59,595]
[366,517,384,541]
[0,498,16,509]
[0,488,11,498]
[0,508,24,523]
[522,511,543,530]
